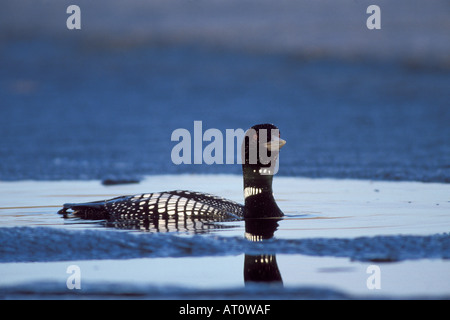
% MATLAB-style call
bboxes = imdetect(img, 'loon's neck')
[242,167,283,218]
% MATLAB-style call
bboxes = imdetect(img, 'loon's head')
[242,123,286,173]
[241,123,286,218]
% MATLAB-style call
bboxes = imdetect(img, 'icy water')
[0,175,449,299]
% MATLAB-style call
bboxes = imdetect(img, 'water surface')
[1,175,449,299]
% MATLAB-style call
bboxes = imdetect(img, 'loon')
[58,124,286,223]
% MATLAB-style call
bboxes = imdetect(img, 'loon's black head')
[242,123,286,172]
[241,124,286,218]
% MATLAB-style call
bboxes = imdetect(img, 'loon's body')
[60,190,243,221]
[58,124,286,223]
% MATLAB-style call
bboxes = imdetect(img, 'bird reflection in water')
[102,214,237,234]
[243,218,283,286]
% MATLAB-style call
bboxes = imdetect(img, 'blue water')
[1,38,449,182]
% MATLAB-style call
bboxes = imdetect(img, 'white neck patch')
[244,187,263,199]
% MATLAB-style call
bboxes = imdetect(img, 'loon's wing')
[164,190,244,218]
[58,190,244,220]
